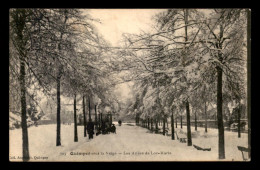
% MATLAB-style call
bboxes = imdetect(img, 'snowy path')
[9,123,248,161]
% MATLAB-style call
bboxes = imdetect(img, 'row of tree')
[117,9,250,159]
[9,9,118,161]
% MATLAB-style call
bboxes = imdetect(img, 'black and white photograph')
[9,8,251,162]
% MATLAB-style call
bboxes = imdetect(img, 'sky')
[85,9,167,103]
[87,9,167,46]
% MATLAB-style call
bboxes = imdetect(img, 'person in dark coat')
[101,121,106,134]
[87,121,94,139]
[118,120,122,126]
[111,124,116,134]
[105,121,110,134]
[96,127,102,136]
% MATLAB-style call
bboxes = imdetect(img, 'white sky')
[87,9,167,46]
[85,9,167,102]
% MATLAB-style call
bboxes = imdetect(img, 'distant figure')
[101,121,106,134]
[118,120,122,126]
[106,121,110,131]
[111,124,116,134]
[96,127,102,136]
[87,121,94,139]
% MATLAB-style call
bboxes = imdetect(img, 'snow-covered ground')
[9,122,249,162]
[158,124,249,161]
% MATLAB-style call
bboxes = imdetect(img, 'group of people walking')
[86,120,95,139]
[85,119,122,139]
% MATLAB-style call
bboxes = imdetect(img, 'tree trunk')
[148,118,150,130]
[184,9,188,42]
[205,101,208,133]
[195,111,197,131]
[151,119,153,131]
[163,115,166,136]
[217,66,225,159]
[186,101,192,146]
[136,114,138,125]
[95,105,97,130]
[74,94,78,142]
[88,97,91,121]
[183,8,192,146]
[20,55,29,161]
[110,114,112,125]
[83,96,86,137]
[171,112,175,140]
[238,102,241,138]
[12,8,30,162]
[181,115,183,129]
[176,116,178,128]
[156,118,158,130]
[228,108,232,128]
[98,114,101,129]
[56,69,61,146]
[56,11,67,147]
